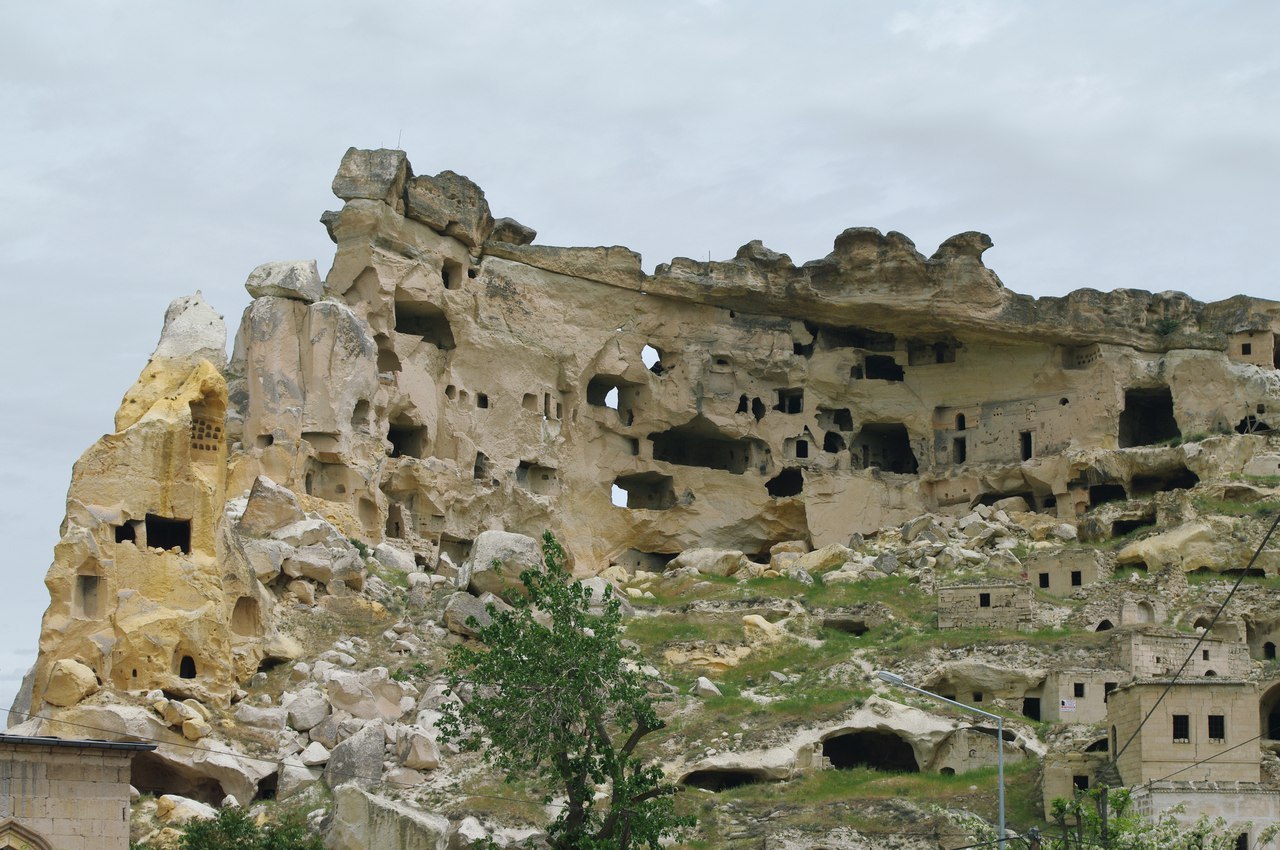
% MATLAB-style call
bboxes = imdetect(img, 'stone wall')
[1110,680,1258,785]
[0,736,152,850]
[936,583,1032,630]
[1117,630,1250,679]
[1131,782,1280,849]
[1042,669,1128,724]
[1026,548,1105,597]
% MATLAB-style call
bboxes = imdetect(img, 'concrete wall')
[0,740,138,850]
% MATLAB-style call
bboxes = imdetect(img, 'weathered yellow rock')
[43,659,98,707]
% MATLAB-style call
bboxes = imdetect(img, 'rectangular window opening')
[1038,572,1050,589]
[1020,430,1034,461]
[979,592,991,608]
[145,514,191,555]
[1209,714,1225,742]
[1071,570,1082,587]
[1173,714,1190,742]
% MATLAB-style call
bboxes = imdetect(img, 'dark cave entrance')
[1118,386,1180,447]
[823,731,919,772]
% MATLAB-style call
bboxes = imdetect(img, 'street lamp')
[875,670,1005,848]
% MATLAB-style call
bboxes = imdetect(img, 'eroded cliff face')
[16,147,1280,847]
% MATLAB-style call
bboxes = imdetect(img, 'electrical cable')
[1110,511,1280,770]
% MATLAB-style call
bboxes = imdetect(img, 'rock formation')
[13,147,1280,848]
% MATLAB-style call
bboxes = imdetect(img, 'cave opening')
[766,468,804,498]
[145,515,191,554]
[852,423,918,474]
[393,295,455,349]
[613,472,676,510]
[680,769,765,792]
[1129,467,1200,496]
[649,418,764,474]
[1118,386,1180,447]
[130,752,226,805]
[863,355,905,382]
[823,731,918,772]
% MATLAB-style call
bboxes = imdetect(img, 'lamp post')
[875,670,1005,848]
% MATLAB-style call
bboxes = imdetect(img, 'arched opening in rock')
[767,468,804,498]
[231,597,260,637]
[751,397,766,421]
[940,767,955,775]
[254,772,278,802]
[394,294,455,349]
[1085,737,1109,753]
[649,418,765,475]
[823,432,846,453]
[131,752,225,805]
[73,561,102,619]
[821,615,869,636]
[851,423,917,474]
[1266,642,1277,660]
[1130,467,1200,496]
[613,472,676,510]
[375,334,401,372]
[177,655,197,679]
[1193,615,1214,630]
[823,731,918,772]
[1118,386,1180,447]
[955,413,967,431]
[680,769,765,791]
[1095,619,1114,632]
[351,399,371,430]
[1134,602,1156,625]
[1021,697,1041,721]
[517,461,558,495]
[1261,682,1280,740]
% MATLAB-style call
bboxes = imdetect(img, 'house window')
[1243,343,1253,355]
[1202,649,1210,661]
[1020,430,1033,460]
[979,593,991,608]
[1072,775,1090,791]
[1039,573,1050,589]
[1073,683,1086,698]
[973,692,984,703]
[1209,714,1225,743]
[1266,642,1277,660]
[1070,570,1082,586]
[1104,682,1117,699]
[1173,714,1190,742]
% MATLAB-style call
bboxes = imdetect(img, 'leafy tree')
[131,805,325,850]
[1031,788,1277,850]
[439,532,691,850]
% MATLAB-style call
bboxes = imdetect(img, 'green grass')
[1193,494,1280,518]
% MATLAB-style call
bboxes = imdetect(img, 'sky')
[1,1,1277,715]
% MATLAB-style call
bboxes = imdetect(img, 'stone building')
[1025,548,1105,597]
[936,583,1032,630]
[0,734,155,850]
[1116,629,1250,680]
[1039,668,1128,725]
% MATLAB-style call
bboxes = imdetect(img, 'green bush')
[134,806,325,850]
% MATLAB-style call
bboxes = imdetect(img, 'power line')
[1110,511,1280,769]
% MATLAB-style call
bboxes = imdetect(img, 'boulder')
[327,784,451,850]
[374,542,416,574]
[465,531,542,598]
[324,722,386,789]
[277,756,322,801]
[404,170,494,247]
[239,476,304,538]
[155,794,217,824]
[332,147,410,209]
[244,260,324,303]
[42,659,98,707]
[489,217,537,246]
[691,677,723,698]
[442,591,509,638]
[397,726,442,770]
[793,545,854,574]
[285,688,330,732]
[666,549,748,578]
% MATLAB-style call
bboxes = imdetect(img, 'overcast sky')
[2,1,1277,715]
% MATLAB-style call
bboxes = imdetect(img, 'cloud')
[888,1,1018,50]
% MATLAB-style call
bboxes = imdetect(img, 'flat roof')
[0,733,156,753]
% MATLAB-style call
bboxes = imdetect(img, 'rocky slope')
[11,147,1280,849]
